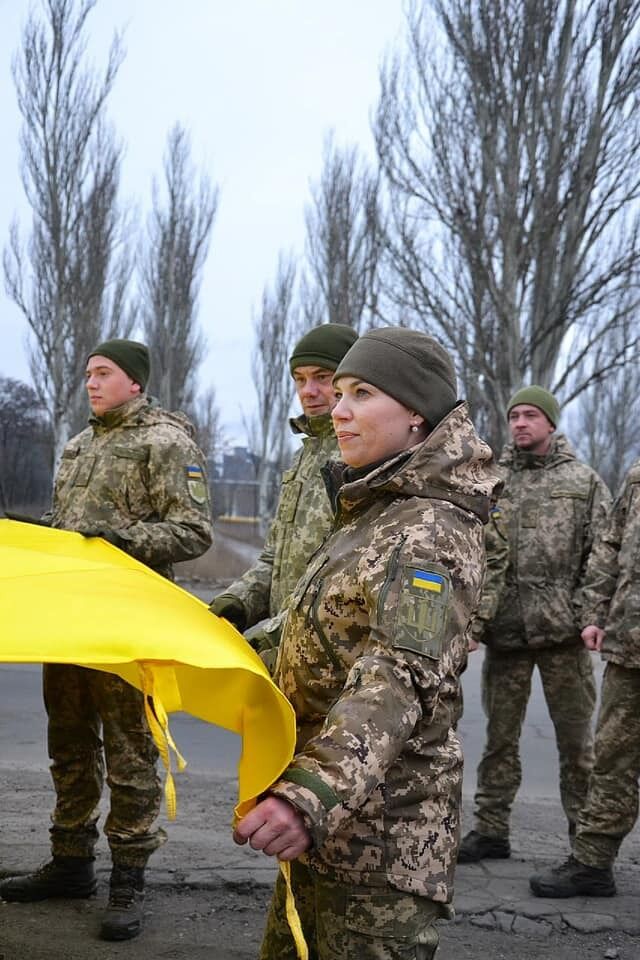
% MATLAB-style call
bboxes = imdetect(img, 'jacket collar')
[501,433,577,472]
[90,395,148,430]
[289,411,335,439]
[329,402,501,524]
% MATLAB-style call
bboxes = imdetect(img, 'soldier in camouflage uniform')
[209,324,358,658]
[530,459,640,897]
[233,328,500,960]
[0,339,212,941]
[459,386,611,864]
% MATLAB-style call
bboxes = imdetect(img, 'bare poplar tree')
[4,0,134,464]
[247,254,299,531]
[573,314,640,493]
[375,0,640,449]
[302,133,384,332]
[140,124,219,412]
[187,385,225,463]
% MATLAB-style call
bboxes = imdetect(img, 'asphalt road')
[0,646,606,796]
[0,630,628,960]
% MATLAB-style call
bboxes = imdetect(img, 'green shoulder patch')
[185,464,208,504]
[393,563,451,660]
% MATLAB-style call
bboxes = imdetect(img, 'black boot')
[457,829,511,863]
[529,855,616,898]
[100,864,145,941]
[0,856,96,902]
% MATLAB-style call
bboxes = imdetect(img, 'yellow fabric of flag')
[0,519,296,814]
[1,520,309,959]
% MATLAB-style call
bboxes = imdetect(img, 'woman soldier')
[234,327,499,960]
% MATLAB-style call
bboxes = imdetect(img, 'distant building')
[209,445,259,518]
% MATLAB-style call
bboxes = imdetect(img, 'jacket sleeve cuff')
[579,605,607,630]
[268,767,340,848]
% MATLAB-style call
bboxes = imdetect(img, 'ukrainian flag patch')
[392,563,451,659]
[185,464,207,504]
[411,570,444,593]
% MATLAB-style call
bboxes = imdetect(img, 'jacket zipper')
[376,534,407,624]
[305,578,344,672]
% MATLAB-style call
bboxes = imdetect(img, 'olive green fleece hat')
[334,326,458,428]
[88,339,150,390]
[507,385,560,427]
[289,323,358,374]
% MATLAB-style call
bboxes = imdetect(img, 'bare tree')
[4,0,134,464]
[375,0,640,449]
[0,378,53,513]
[572,314,640,493]
[246,253,299,531]
[140,124,219,412]
[187,385,225,462]
[301,133,384,332]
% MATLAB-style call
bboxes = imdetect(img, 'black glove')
[76,528,122,548]
[208,594,247,631]
[244,622,282,655]
[3,511,51,527]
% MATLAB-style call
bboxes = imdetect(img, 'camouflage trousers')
[259,860,449,959]
[44,664,165,867]
[473,645,596,837]
[574,662,640,869]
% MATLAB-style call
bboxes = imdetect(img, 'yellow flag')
[0,519,296,810]
[1,520,309,959]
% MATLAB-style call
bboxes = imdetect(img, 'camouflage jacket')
[481,435,610,651]
[48,396,212,578]
[224,413,339,632]
[470,505,509,641]
[579,459,640,669]
[268,402,500,903]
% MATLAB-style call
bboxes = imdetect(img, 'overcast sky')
[0,0,406,440]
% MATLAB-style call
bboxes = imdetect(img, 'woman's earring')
[410,424,419,433]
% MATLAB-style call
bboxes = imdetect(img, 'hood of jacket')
[328,401,500,524]
[499,432,577,472]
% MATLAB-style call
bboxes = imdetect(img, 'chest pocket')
[550,489,589,502]
[279,468,303,523]
[55,447,80,491]
[549,489,589,530]
[519,498,538,528]
[547,486,590,570]
[113,444,149,465]
[290,550,330,611]
[289,551,344,673]
[73,455,96,487]
[111,445,150,507]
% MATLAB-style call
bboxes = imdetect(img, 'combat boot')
[529,855,616,898]
[100,864,145,941]
[457,829,511,863]
[0,856,96,902]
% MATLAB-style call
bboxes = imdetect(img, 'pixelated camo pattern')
[580,458,640,668]
[49,396,212,576]
[225,413,340,627]
[481,434,611,650]
[269,402,501,902]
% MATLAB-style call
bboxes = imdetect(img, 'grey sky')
[0,0,405,439]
